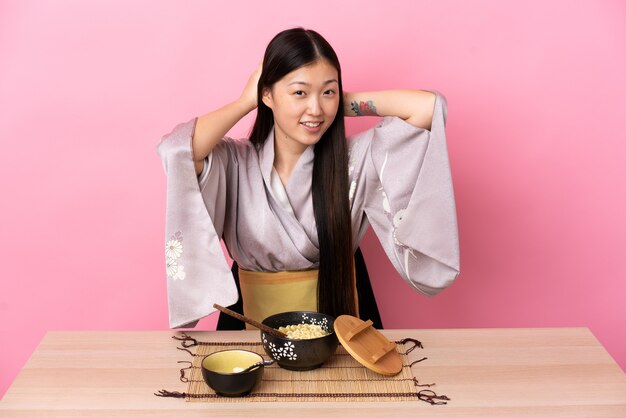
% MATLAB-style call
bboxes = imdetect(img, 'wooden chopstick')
[213,304,288,338]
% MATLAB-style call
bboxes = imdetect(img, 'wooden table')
[1,328,625,417]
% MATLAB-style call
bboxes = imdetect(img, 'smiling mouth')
[301,122,322,127]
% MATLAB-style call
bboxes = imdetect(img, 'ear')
[261,87,273,109]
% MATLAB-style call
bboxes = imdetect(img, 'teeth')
[302,122,321,127]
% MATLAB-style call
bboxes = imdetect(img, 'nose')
[307,97,322,115]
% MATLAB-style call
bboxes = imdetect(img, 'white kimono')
[156,89,460,328]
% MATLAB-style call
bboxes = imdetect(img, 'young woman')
[156,27,460,329]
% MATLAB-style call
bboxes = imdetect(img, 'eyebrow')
[288,79,338,86]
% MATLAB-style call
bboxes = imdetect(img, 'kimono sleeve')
[155,117,238,329]
[349,90,460,296]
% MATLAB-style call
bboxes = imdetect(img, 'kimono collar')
[259,124,315,188]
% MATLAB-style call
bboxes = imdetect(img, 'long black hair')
[248,27,356,318]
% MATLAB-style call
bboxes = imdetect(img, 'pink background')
[1,0,625,399]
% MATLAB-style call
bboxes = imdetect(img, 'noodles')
[278,323,329,339]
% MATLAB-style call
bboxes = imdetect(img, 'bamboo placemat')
[155,333,450,404]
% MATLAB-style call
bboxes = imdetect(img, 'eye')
[325,90,335,95]
[294,91,305,96]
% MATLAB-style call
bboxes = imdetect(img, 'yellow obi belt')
[238,267,359,330]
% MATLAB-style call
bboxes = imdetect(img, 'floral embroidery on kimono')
[165,231,185,280]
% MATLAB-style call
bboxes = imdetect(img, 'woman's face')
[262,58,340,154]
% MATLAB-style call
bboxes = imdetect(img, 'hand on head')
[240,60,263,110]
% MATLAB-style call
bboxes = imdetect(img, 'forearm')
[344,89,436,130]
[192,98,255,163]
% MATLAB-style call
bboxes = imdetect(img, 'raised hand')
[239,60,263,111]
